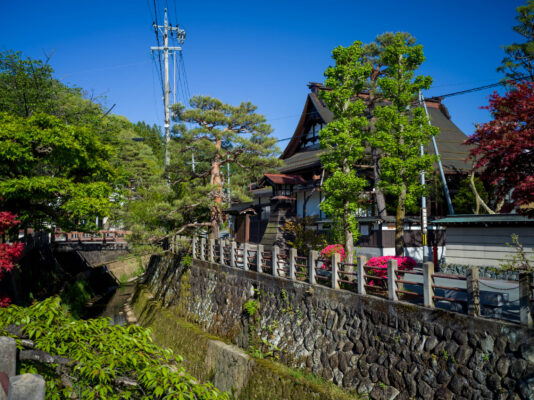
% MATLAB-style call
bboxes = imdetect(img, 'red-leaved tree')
[0,212,24,307]
[465,81,534,216]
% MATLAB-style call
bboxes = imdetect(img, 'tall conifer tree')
[373,34,437,255]
[319,42,372,266]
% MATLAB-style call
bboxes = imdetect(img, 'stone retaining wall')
[143,253,534,400]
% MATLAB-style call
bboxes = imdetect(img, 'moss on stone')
[132,285,361,400]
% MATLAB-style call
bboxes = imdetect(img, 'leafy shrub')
[320,244,346,268]
[281,217,327,255]
[366,256,416,287]
[0,211,24,307]
[0,297,229,400]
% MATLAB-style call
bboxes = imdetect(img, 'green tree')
[373,33,437,255]
[319,41,372,266]
[0,50,57,118]
[0,296,229,399]
[497,1,534,81]
[171,96,280,239]
[0,112,116,231]
[452,176,489,214]
[359,32,418,218]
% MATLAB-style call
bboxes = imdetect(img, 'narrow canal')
[83,282,136,325]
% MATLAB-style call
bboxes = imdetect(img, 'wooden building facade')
[229,83,471,260]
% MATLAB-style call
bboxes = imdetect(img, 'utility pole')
[151,8,186,168]
[419,91,454,216]
[418,92,429,262]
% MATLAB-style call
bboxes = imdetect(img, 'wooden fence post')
[257,244,263,273]
[466,266,480,317]
[200,238,206,261]
[423,261,435,308]
[219,239,225,265]
[289,248,297,280]
[230,240,236,268]
[519,272,533,327]
[209,239,215,263]
[309,250,317,285]
[331,253,340,289]
[192,237,197,259]
[387,259,398,301]
[242,242,249,271]
[272,246,279,277]
[357,255,367,295]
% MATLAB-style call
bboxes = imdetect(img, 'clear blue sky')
[0,0,525,144]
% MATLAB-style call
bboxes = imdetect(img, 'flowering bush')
[366,256,417,287]
[0,212,24,307]
[320,244,346,268]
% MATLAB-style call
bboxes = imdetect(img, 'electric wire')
[271,75,531,142]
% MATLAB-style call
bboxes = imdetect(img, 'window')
[274,184,292,196]
[301,122,323,150]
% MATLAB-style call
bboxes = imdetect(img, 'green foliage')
[500,234,534,272]
[373,34,437,202]
[59,279,95,319]
[0,297,229,400]
[170,96,281,238]
[280,217,327,254]
[244,299,260,317]
[319,41,371,255]
[497,1,534,81]
[0,50,59,118]
[452,176,489,214]
[370,33,437,253]
[0,111,116,231]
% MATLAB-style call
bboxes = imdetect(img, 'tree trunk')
[469,172,495,215]
[372,148,388,219]
[209,139,224,240]
[343,162,354,267]
[344,199,354,267]
[368,79,387,220]
[395,183,406,256]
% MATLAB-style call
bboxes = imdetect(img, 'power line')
[427,75,529,100]
[270,75,531,141]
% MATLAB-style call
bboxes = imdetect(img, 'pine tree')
[497,1,534,81]
[171,96,280,239]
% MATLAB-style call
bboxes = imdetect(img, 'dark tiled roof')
[279,91,472,174]
[279,150,322,173]
[425,107,472,172]
[226,202,254,214]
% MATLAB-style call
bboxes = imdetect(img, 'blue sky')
[0,0,525,144]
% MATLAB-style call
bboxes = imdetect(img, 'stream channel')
[83,282,136,325]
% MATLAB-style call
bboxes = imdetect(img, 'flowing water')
[83,282,136,325]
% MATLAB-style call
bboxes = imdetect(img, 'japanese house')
[228,83,472,260]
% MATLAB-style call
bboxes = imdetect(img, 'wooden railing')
[189,237,533,327]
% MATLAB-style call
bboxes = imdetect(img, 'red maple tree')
[465,81,534,216]
[0,212,24,307]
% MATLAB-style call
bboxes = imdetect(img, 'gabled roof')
[279,84,473,174]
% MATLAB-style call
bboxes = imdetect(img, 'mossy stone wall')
[138,253,534,400]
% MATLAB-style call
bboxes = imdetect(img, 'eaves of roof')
[430,214,534,226]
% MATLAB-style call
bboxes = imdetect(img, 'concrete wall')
[141,253,534,400]
[445,226,534,267]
